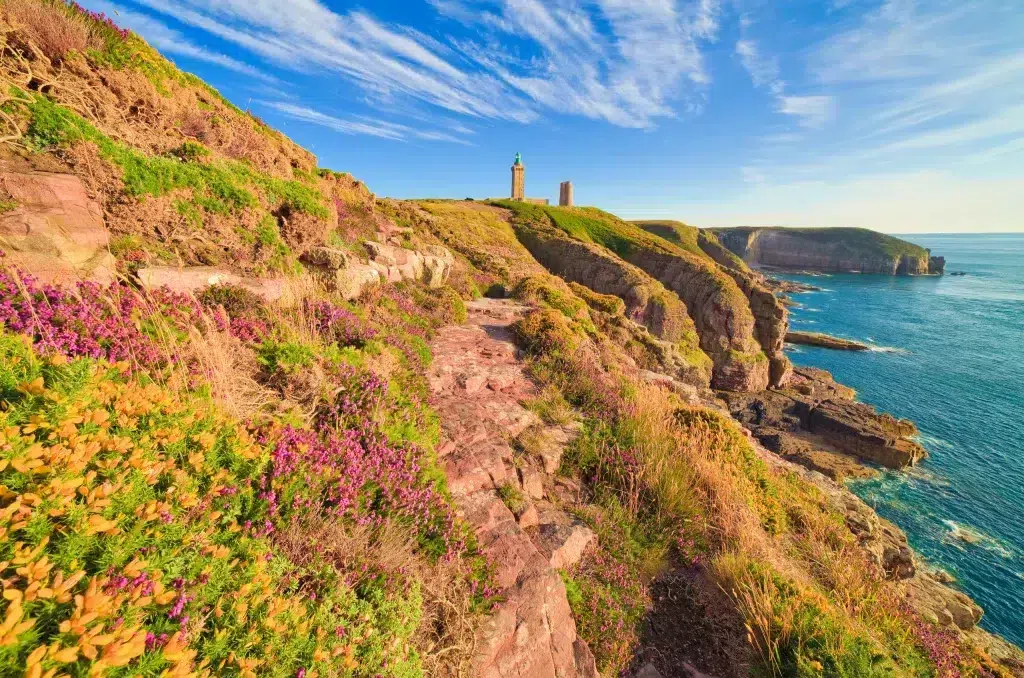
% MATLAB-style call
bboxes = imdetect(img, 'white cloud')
[262,102,471,144]
[734,20,831,130]
[735,39,779,91]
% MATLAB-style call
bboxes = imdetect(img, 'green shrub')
[257,340,315,375]
[568,282,625,316]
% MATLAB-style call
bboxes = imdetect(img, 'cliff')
[0,3,1018,676]
[634,220,793,387]
[713,226,945,275]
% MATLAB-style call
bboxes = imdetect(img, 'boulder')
[534,511,596,570]
[301,242,453,300]
[0,171,114,284]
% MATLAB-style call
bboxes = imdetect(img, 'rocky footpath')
[713,227,943,275]
[429,299,598,678]
[786,331,870,351]
[720,367,926,477]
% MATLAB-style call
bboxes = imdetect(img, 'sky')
[81,0,1024,233]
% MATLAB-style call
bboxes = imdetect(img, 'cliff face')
[499,205,773,392]
[713,227,941,275]
[635,221,792,388]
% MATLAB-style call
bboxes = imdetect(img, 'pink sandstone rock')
[137,266,294,305]
[535,511,597,571]
[0,171,114,284]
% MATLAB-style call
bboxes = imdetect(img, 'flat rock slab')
[137,266,293,304]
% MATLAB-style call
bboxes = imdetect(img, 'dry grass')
[1,0,96,61]
[273,514,480,676]
[176,321,275,421]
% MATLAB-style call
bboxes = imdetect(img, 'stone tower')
[559,181,574,207]
[511,152,525,201]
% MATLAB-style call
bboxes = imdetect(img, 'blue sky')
[82,0,1024,233]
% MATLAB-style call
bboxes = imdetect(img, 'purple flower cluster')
[67,1,131,40]
[266,425,461,557]
[0,269,201,370]
[898,599,981,677]
[307,300,377,347]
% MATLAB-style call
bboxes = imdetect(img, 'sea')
[779,233,1024,647]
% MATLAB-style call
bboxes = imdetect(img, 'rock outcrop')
[511,219,711,385]
[751,435,989,636]
[513,222,694,345]
[301,241,453,300]
[786,331,870,351]
[0,171,114,283]
[136,266,294,303]
[634,221,791,389]
[614,247,769,392]
[428,299,598,678]
[713,227,940,276]
[721,367,926,472]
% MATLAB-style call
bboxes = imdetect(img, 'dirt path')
[428,299,598,678]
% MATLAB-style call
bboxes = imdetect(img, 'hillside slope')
[0,3,1016,677]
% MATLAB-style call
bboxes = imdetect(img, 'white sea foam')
[942,521,1013,558]
[868,345,910,354]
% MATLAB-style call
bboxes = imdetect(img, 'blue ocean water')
[779,233,1024,647]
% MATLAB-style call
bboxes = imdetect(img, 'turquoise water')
[780,233,1024,647]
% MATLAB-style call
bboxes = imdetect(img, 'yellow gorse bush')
[0,334,426,677]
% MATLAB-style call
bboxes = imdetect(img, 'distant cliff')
[712,227,945,275]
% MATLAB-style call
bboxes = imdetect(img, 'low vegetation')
[0,266,488,676]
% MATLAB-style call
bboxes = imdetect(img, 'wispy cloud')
[734,19,833,129]
[777,95,835,129]
[262,102,472,145]
[127,0,721,131]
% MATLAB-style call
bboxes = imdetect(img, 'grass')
[507,290,992,677]
[15,89,327,221]
[496,482,528,515]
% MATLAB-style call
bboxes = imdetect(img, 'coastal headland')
[0,3,1020,675]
